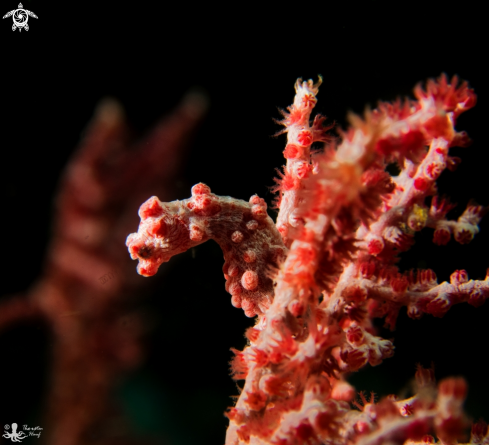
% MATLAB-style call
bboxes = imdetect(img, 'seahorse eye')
[137,245,154,259]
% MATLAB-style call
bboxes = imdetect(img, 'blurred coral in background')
[0,90,208,444]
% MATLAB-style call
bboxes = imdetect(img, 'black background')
[1,2,488,444]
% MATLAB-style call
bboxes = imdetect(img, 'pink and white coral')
[127,74,488,445]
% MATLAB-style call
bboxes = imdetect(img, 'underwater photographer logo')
[3,423,42,442]
[3,3,38,31]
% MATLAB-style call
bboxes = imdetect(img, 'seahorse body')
[126,183,287,317]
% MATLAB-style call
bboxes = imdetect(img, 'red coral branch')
[0,91,207,445]
[126,75,485,445]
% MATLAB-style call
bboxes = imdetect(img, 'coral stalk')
[127,75,488,445]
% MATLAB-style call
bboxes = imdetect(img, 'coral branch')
[1,90,208,445]
[0,296,40,330]
[126,75,486,445]
[274,76,334,247]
